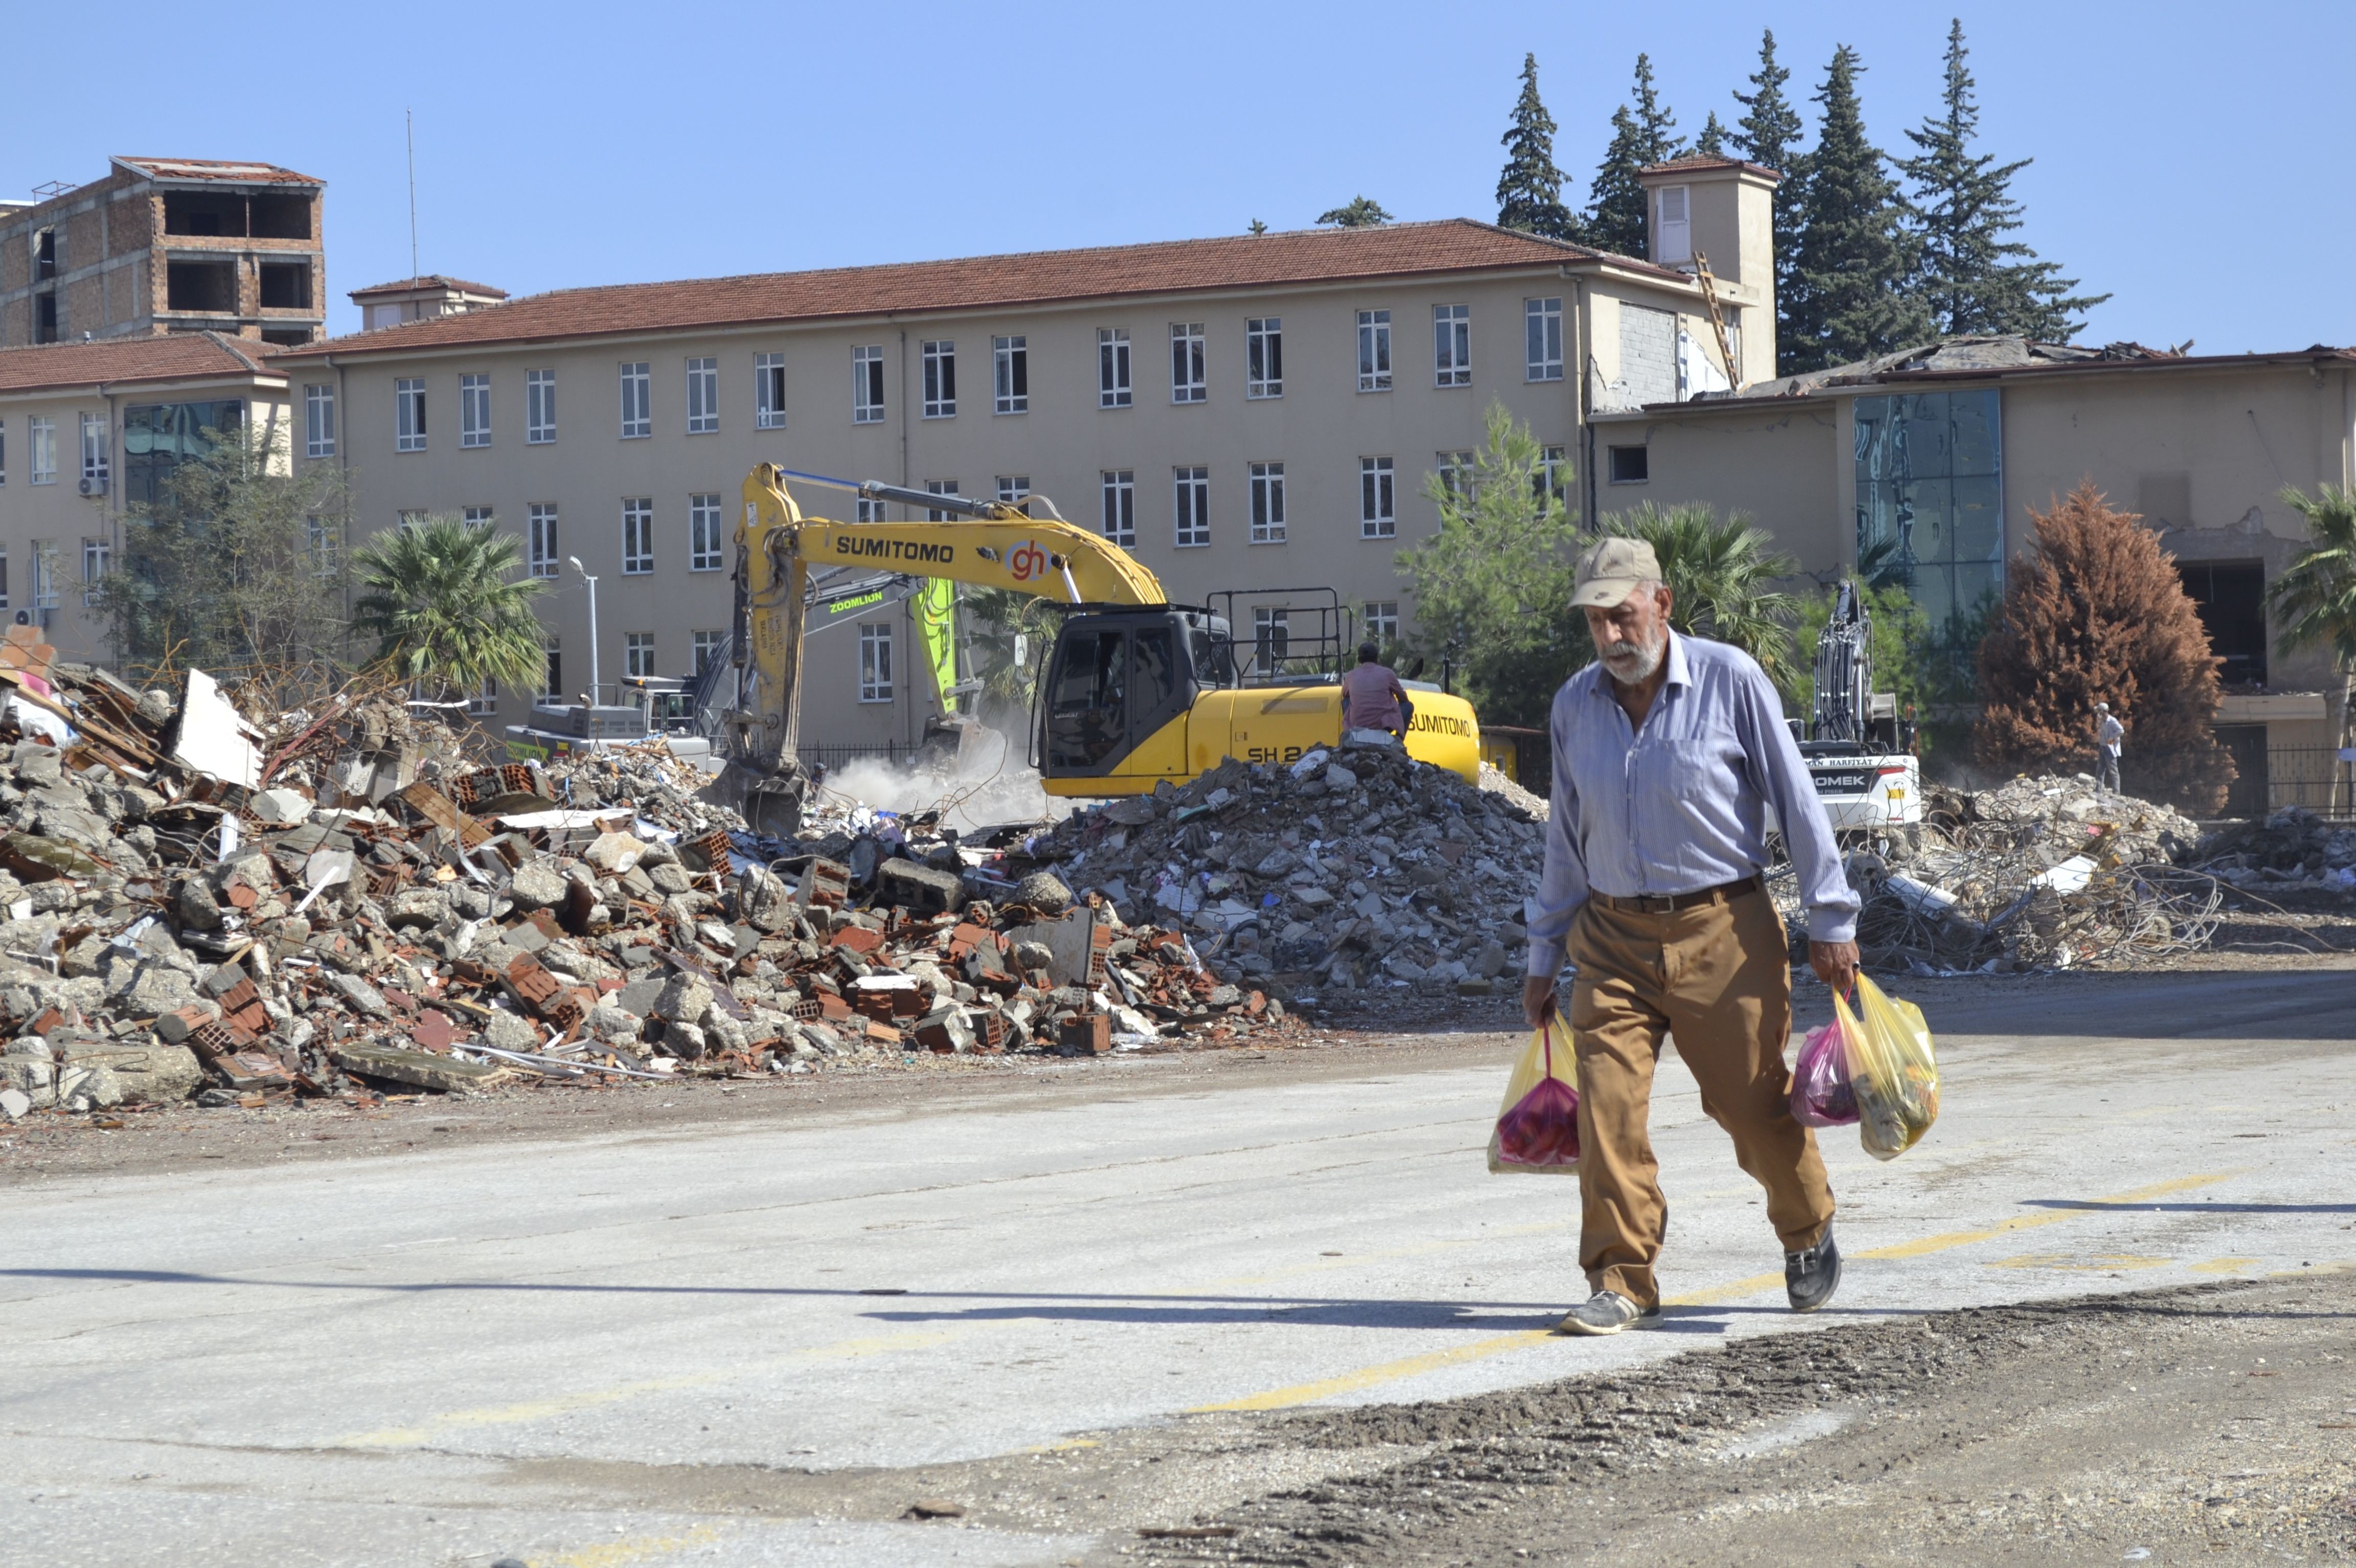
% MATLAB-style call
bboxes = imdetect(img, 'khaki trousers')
[1567,888,1834,1309]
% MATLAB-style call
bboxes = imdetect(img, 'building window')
[689,492,723,571]
[1253,607,1290,675]
[1173,466,1209,548]
[851,346,885,424]
[992,335,1028,415]
[30,543,57,609]
[1246,317,1282,398]
[0,422,7,486]
[686,356,718,434]
[122,400,242,507]
[621,497,654,574]
[1437,450,1476,504]
[1363,600,1399,648]
[1249,462,1286,544]
[921,340,956,418]
[1538,444,1569,502]
[451,373,487,448]
[1853,388,2004,648]
[81,537,110,605]
[995,475,1030,507]
[755,352,786,429]
[1433,304,1471,387]
[1357,310,1393,392]
[619,362,651,438]
[468,677,498,717]
[1098,328,1131,408]
[305,516,335,577]
[1526,297,1564,382]
[29,419,54,484]
[692,629,723,675]
[924,480,959,521]
[527,369,556,443]
[1607,445,1649,485]
[539,639,563,702]
[1360,457,1395,538]
[1101,470,1136,547]
[624,632,655,679]
[528,504,559,578]
[858,623,894,703]
[396,380,426,452]
[304,384,335,459]
[2178,561,2270,687]
[462,506,494,526]
[80,414,109,484]
[0,548,11,604]
[855,495,885,523]
[1169,323,1206,403]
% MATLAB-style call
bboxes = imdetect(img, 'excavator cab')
[1036,608,1232,781]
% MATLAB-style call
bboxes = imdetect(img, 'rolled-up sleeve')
[1525,684,1591,976]
[1731,662,1860,944]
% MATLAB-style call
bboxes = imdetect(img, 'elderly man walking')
[1524,538,1861,1335]
[2094,702,2124,792]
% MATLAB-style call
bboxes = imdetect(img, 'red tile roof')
[277,219,1681,360]
[1640,154,1784,184]
[0,332,281,396]
[112,156,324,187]
[348,275,510,300]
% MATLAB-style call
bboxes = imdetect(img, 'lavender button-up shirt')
[1525,631,1858,978]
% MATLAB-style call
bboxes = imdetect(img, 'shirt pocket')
[1638,733,1742,876]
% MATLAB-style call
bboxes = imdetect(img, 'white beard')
[1600,629,1665,686]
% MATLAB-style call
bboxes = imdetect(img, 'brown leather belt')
[1593,874,1761,915]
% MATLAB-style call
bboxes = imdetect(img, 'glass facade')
[122,400,245,509]
[1853,388,2002,637]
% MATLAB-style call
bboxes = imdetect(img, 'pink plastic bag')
[1487,1014,1580,1173]
[1788,1018,1859,1128]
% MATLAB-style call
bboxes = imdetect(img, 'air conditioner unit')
[77,475,107,497]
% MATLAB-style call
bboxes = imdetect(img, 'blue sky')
[13,2,2350,352]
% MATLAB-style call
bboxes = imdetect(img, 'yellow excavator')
[719,462,1481,834]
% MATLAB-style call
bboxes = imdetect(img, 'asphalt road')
[5,967,2353,1566]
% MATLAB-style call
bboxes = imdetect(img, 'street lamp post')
[568,556,600,706]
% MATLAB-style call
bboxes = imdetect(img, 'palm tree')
[351,514,549,702]
[961,585,1058,714]
[1604,501,1800,691]
[2266,485,2356,810]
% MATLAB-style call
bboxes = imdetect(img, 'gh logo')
[1007,541,1050,582]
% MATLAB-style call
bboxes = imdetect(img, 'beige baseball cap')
[1571,537,1663,609]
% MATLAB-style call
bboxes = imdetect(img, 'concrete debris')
[2193,806,2356,892]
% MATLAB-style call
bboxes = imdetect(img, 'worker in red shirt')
[1340,642,1413,737]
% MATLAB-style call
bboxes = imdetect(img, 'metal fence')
[2262,746,2354,817]
[796,741,914,776]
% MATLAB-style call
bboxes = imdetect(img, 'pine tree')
[1732,30,1807,371]
[1496,53,1578,240]
[1975,484,2232,812]
[1693,111,1728,156]
[1898,20,2108,340]
[1584,55,1685,258]
[1317,196,1393,228]
[1783,46,1931,373]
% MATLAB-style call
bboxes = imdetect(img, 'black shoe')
[1786,1226,1842,1312]
[1554,1290,1663,1336]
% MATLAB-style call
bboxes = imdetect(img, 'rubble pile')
[1840,774,2223,974]
[2192,806,2356,893]
[1016,735,1547,998]
[1,663,1301,1123]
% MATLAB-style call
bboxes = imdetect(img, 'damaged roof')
[112,156,324,187]
[1678,334,2356,407]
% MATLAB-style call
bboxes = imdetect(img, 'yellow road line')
[1189,1169,2245,1414]
[532,1524,728,1567]
[335,1330,957,1449]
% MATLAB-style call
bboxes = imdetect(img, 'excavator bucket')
[713,756,809,840]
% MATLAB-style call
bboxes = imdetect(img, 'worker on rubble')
[2094,702,2125,792]
[1524,537,1860,1336]
[1340,642,1413,738]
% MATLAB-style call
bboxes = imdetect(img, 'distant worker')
[1340,642,1413,737]
[2094,702,2124,792]
[1525,538,1860,1336]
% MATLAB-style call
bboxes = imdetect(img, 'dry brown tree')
[1974,482,2234,813]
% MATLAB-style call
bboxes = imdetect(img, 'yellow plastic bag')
[1831,974,1939,1161]
[1487,1012,1580,1174]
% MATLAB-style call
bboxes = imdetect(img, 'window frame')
[692,629,723,675]
[755,351,786,429]
[921,340,957,419]
[1526,297,1564,382]
[1433,304,1471,388]
[624,631,656,680]
[1172,465,1210,548]
[81,536,109,605]
[395,379,426,453]
[857,622,895,703]
[527,503,559,578]
[1359,456,1396,539]
[1100,470,1136,548]
[29,418,55,484]
[1356,309,1393,392]
[526,368,556,443]
[1437,449,1477,505]
[1245,317,1283,398]
[923,479,960,522]
[992,335,1028,415]
[621,497,654,574]
[688,492,723,571]
[1606,444,1650,485]
[1363,600,1400,648]
[1249,461,1286,545]
[1098,327,1132,408]
[459,372,491,448]
[852,345,885,424]
[618,362,651,439]
[304,383,335,459]
[1538,444,1569,503]
[79,413,108,482]
[1169,323,1207,404]
[996,475,1030,508]
[685,356,719,434]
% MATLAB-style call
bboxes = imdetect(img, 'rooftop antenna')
[405,108,419,283]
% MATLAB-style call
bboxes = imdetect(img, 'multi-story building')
[0,157,326,349]
[0,334,295,662]
[274,158,1779,751]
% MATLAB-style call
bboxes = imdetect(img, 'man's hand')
[1523,974,1558,1028]
[1809,939,1861,994]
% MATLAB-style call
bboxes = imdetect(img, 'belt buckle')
[1636,893,1673,913]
